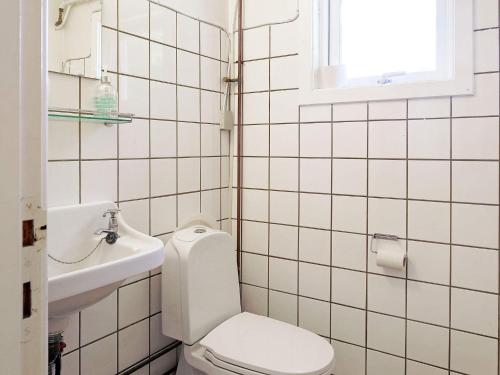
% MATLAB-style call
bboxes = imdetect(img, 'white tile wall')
[237,3,499,374]
[52,0,229,374]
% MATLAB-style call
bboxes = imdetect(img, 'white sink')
[48,201,165,333]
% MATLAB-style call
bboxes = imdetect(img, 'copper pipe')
[236,0,244,281]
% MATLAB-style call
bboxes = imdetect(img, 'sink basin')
[48,201,165,333]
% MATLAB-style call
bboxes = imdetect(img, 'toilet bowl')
[161,224,334,375]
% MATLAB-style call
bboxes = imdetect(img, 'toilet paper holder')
[369,233,399,254]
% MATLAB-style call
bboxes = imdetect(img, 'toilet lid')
[200,312,334,375]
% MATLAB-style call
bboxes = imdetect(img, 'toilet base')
[177,346,206,375]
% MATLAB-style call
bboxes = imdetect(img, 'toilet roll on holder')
[369,233,407,267]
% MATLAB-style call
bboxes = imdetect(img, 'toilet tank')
[162,226,241,345]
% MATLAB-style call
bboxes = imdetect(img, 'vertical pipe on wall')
[236,0,244,281]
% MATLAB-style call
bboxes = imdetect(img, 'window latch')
[377,71,406,85]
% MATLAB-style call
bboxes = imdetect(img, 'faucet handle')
[103,208,120,218]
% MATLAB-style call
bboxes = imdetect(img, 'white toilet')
[161,224,335,375]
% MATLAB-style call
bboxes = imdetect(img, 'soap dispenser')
[94,71,118,118]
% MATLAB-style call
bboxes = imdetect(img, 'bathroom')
[0,0,498,374]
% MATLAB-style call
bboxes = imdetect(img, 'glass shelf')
[48,107,134,125]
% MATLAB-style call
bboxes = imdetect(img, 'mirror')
[48,0,102,79]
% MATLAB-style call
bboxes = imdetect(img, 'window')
[299,0,473,104]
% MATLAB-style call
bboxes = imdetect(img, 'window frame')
[298,0,474,105]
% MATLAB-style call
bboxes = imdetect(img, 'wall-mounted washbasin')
[48,201,165,333]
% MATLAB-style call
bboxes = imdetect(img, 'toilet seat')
[200,312,334,375]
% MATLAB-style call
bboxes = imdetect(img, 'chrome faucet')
[95,209,120,244]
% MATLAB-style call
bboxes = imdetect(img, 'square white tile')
[451,246,498,293]
[299,262,330,300]
[150,196,177,236]
[243,60,269,92]
[474,29,499,73]
[301,105,331,123]
[369,100,406,120]
[119,119,149,158]
[452,117,499,160]
[269,258,297,294]
[242,157,268,189]
[151,158,176,197]
[300,193,331,229]
[408,201,450,243]
[331,268,366,308]
[242,252,268,288]
[269,224,298,260]
[408,119,450,159]
[270,55,300,90]
[270,90,299,123]
[367,312,405,356]
[118,0,148,37]
[408,97,451,119]
[298,297,330,337]
[119,33,149,77]
[368,160,406,198]
[368,198,406,238]
[407,321,449,368]
[452,161,499,204]
[270,124,298,156]
[200,23,220,59]
[332,159,367,196]
[299,228,330,265]
[80,291,117,345]
[150,120,176,158]
[150,3,176,45]
[407,280,449,326]
[408,161,450,201]
[177,86,200,122]
[47,162,79,207]
[80,334,117,375]
[243,93,269,124]
[300,158,331,194]
[270,191,298,225]
[450,330,498,375]
[332,102,367,122]
[270,158,298,191]
[332,232,366,271]
[368,121,406,158]
[269,291,297,325]
[332,196,366,233]
[368,274,406,317]
[178,157,200,193]
[118,319,149,371]
[451,288,498,337]
[452,203,498,248]
[407,241,450,285]
[81,161,117,203]
[332,122,367,158]
[300,123,331,157]
[119,160,149,200]
[177,50,199,87]
[118,279,149,328]
[177,14,199,53]
[150,42,176,83]
[241,284,268,316]
[178,122,200,157]
[331,304,366,346]
[243,125,269,156]
[242,221,268,255]
[201,157,221,190]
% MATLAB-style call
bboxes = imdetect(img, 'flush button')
[194,228,206,234]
